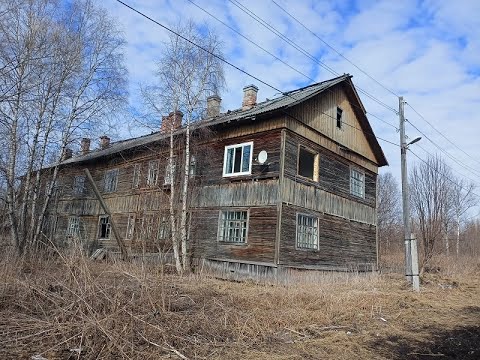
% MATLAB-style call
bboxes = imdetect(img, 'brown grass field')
[0,248,479,359]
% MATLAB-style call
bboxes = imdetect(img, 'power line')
[115,0,398,150]
[406,102,480,168]
[409,149,480,200]
[406,119,480,180]
[414,142,480,188]
[186,0,398,131]
[228,0,399,114]
[271,0,399,99]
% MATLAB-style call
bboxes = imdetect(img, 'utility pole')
[399,96,420,291]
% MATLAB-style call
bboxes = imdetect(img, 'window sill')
[218,241,248,246]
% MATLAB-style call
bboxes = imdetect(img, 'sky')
[105,0,480,218]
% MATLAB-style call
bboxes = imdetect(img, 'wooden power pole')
[399,96,420,291]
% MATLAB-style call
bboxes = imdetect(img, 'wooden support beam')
[83,168,129,260]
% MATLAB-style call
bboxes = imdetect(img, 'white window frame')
[222,141,253,177]
[104,169,119,193]
[296,213,319,250]
[72,175,85,196]
[98,215,111,240]
[132,164,141,189]
[217,209,249,244]
[147,160,159,186]
[126,213,135,240]
[350,167,365,198]
[67,216,80,237]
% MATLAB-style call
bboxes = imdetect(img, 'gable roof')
[60,74,388,167]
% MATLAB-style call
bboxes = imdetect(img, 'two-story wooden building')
[43,74,387,274]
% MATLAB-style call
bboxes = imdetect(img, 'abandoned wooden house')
[41,74,388,273]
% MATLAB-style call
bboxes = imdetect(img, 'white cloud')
[104,0,480,214]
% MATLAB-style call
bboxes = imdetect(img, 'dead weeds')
[0,250,479,359]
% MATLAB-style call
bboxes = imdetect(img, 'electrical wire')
[228,0,399,114]
[186,0,399,131]
[406,119,480,180]
[408,149,480,199]
[115,0,398,150]
[407,102,480,167]
[271,0,399,98]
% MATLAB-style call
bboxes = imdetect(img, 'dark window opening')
[336,107,343,129]
[99,216,111,239]
[298,147,316,180]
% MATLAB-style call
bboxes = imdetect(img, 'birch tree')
[143,21,225,273]
[0,0,127,254]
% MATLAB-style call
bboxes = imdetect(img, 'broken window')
[296,213,319,250]
[104,169,118,193]
[72,175,85,196]
[218,210,248,243]
[223,142,253,176]
[98,215,111,239]
[336,106,343,129]
[67,216,80,237]
[147,160,159,186]
[350,168,365,198]
[298,146,319,181]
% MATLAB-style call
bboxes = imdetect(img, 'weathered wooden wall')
[289,82,377,165]
[279,204,376,269]
[192,206,277,264]
[283,131,377,208]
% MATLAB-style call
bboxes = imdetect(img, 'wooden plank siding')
[283,130,377,208]
[279,204,376,268]
[192,206,277,264]
[288,82,377,165]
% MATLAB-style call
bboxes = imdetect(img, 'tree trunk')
[169,114,182,274]
[180,112,190,272]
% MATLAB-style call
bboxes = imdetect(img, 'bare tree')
[410,155,454,272]
[450,180,477,256]
[377,172,401,253]
[0,0,127,254]
[142,21,225,273]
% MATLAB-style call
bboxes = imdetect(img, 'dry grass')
[1,248,479,359]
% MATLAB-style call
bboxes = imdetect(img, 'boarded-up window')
[104,169,118,193]
[132,164,141,188]
[98,215,111,239]
[350,168,365,198]
[298,147,319,181]
[147,160,159,186]
[67,216,80,237]
[189,155,196,176]
[296,213,318,250]
[72,175,85,196]
[218,210,248,243]
[223,142,253,176]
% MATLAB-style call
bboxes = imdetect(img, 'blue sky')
[105,0,480,216]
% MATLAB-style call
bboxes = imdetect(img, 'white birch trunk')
[169,112,182,274]
[179,111,190,272]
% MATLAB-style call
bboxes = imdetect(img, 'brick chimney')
[62,147,73,161]
[100,135,110,150]
[80,138,91,155]
[207,95,221,117]
[160,110,183,134]
[242,85,258,110]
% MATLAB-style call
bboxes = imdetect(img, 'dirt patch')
[371,325,480,359]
